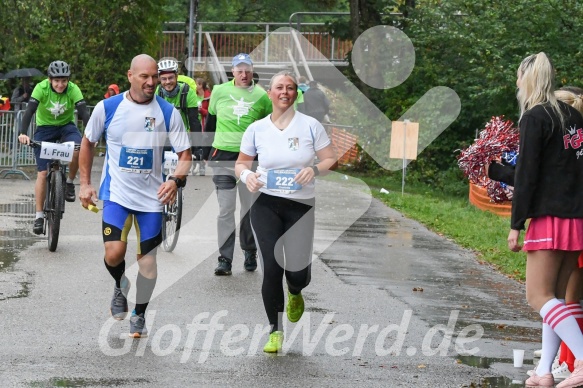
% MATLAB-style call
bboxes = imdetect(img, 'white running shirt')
[240,111,330,199]
[85,93,190,212]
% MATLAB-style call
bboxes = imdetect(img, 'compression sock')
[135,271,157,315]
[104,259,126,288]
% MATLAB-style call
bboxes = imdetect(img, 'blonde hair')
[555,89,583,115]
[517,52,564,128]
[268,71,298,90]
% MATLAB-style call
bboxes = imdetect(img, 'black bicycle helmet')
[47,60,71,77]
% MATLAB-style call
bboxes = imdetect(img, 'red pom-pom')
[458,116,519,202]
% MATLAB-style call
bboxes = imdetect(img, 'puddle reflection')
[471,376,524,387]
[458,355,533,369]
[30,377,150,387]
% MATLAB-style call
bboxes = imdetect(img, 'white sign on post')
[389,121,419,195]
[41,141,75,162]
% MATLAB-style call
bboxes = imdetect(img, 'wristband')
[240,169,252,184]
[310,165,320,176]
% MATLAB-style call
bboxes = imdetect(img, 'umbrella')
[3,68,43,79]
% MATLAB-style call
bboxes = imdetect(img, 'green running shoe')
[263,331,284,353]
[286,291,304,323]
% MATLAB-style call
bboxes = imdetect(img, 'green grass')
[336,171,527,281]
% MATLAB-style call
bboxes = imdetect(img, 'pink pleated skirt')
[523,216,583,252]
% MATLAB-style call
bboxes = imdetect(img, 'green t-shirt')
[208,80,272,152]
[295,89,304,107]
[32,79,84,126]
[155,83,198,131]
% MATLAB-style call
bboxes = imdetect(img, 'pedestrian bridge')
[158,21,352,85]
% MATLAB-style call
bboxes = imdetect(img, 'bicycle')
[161,151,184,252]
[28,140,78,252]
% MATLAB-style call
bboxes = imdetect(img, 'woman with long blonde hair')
[510,52,583,388]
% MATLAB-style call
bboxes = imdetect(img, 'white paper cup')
[513,349,525,367]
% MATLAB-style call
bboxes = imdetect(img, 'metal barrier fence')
[0,109,86,180]
[0,111,36,179]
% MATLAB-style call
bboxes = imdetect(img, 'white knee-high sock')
[542,298,583,361]
[536,299,563,374]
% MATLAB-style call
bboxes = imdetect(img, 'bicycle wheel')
[161,187,183,252]
[47,171,63,252]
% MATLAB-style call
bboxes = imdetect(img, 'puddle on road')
[469,376,525,387]
[457,355,533,369]
[0,195,40,300]
[459,355,533,387]
[29,377,150,387]
[0,195,39,271]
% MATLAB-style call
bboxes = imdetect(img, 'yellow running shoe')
[263,331,284,353]
[287,291,304,323]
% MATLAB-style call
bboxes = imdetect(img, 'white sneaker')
[552,361,571,382]
[534,349,543,358]
[192,163,200,176]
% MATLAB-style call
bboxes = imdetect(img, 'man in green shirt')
[156,58,202,173]
[207,53,272,275]
[18,60,90,235]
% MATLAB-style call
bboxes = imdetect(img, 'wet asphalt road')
[0,160,541,387]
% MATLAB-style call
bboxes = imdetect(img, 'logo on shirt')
[230,95,255,125]
[563,125,583,150]
[48,100,67,119]
[145,117,155,132]
[288,137,299,151]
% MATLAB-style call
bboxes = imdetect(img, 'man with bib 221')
[79,54,191,338]
[156,58,202,173]
[206,53,272,275]
[18,60,90,235]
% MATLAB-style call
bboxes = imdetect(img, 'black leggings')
[250,193,315,331]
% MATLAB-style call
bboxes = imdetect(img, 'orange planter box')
[468,183,511,217]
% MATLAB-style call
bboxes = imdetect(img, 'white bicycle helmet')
[158,58,179,74]
[48,60,71,77]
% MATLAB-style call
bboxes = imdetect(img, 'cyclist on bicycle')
[156,58,202,173]
[18,60,90,235]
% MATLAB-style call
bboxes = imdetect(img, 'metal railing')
[159,21,352,65]
[0,109,87,180]
[205,32,228,84]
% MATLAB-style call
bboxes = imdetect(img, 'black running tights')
[250,193,315,331]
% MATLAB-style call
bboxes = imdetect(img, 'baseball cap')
[232,53,253,67]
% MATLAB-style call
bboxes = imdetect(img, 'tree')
[0,0,168,103]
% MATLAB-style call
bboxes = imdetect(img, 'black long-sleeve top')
[511,101,583,230]
[488,162,515,186]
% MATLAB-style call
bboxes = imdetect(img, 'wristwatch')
[310,165,320,176]
[168,176,186,188]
